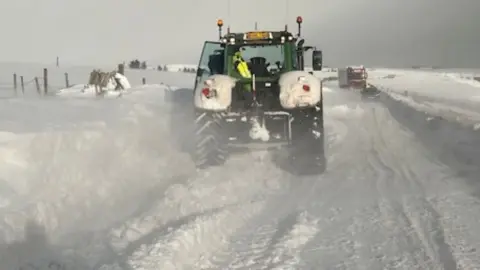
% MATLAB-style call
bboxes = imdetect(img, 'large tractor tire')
[288,104,327,175]
[193,111,228,169]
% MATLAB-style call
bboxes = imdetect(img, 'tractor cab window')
[197,42,225,76]
[194,41,224,89]
[208,50,225,75]
[232,44,286,77]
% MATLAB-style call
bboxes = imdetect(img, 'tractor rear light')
[201,87,217,98]
[302,84,310,91]
[201,88,210,97]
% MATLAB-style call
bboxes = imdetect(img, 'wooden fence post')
[34,77,40,95]
[118,63,124,75]
[64,73,69,88]
[13,73,17,92]
[43,68,48,94]
[142,77,146,85]
[20,76,24,94]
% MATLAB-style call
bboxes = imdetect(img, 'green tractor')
[192,16,325,174]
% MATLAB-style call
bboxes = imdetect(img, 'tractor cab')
[195,17,323,89]
[192,17,327,173]
[221,30,297,80]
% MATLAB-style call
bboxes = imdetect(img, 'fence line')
[1,65,156,98]
[8,68,70,97]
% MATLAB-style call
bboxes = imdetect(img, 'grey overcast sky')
[1,0,479,68]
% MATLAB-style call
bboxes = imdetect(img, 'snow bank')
[369,69,480,100]
[0,84,192,268]
[368,69,480,128]
[440,71,480,89]
[387,92,480,129]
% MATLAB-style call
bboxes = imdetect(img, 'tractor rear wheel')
[193,112,228,169]
[289,106,326,175]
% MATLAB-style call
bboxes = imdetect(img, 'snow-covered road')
[199,83,480,270]
[0,68,479,269]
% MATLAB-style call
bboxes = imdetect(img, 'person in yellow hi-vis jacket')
[232,49,253,103]
[233,51,251,78]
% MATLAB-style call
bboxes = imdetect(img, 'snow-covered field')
[0,62,479,269]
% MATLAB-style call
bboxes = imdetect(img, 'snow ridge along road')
[0,68,479,269]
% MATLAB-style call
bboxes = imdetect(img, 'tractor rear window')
[241,45,283,63]
[238,44,285,76]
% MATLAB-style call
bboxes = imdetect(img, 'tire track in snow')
[209,178,328,269]
[294,93,458,269]
[367,104,457,269]
[430,194,480,269]
[260,212,320,270]
[209,174,330,268]
[104,152,289,270]
[126,200,265,270]
[208,101,367,269]
[379,90,480,269]
[217,210,320,270]
[210,97,379,269]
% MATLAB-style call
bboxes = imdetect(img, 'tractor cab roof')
[220,31,297,46]
[215,17,304,46]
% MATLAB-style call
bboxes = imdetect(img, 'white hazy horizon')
[1,0,479,68]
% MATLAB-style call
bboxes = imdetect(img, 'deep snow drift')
[0,64,480,269]
[0,83,197,268]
